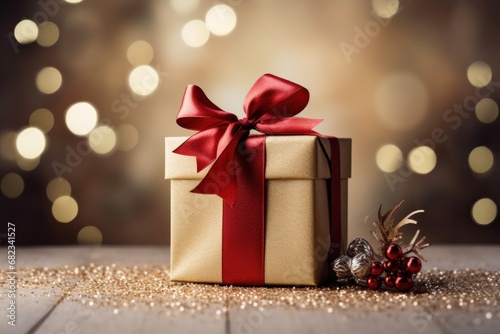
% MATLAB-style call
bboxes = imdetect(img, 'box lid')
[165,135,351,180]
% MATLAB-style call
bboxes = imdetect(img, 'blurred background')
[0,0,499,246]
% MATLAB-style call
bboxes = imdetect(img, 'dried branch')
[370,201,429,261]
[403,231,430,261]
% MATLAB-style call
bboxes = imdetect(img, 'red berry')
[397,267,413,277]
[370,261,384,276]
[385,244,403,260]
[367,276,382,290]
[383,260,399,273]
[406,257,422,274]
[395,276,414,292]
[385,275,396,288]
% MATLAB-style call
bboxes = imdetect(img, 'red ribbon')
[174,74,341,285]
[174,73,321,206]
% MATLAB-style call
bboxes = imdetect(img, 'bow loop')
[243,74,310,122]
[176,85,239,131]
[174,74,322,204]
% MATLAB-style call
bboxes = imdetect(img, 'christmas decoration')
[332,201,429,292]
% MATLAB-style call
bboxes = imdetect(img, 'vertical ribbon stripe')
[328,137,342,261]
[222,136,266,285]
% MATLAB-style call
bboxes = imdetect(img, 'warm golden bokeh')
[52,195,78,223]
[65,102,98,136]
[472,198,497,226]
[36,22,59,47]
[1,1,499,245]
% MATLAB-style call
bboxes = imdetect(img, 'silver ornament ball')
[346,238,374,259]
[350,253,372,279]
[332,255,351,279]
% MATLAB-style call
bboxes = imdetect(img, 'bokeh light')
[127,40,154,66]
[468,146,494,174]
[0,132,18,160]
[52,195,78,223]
[116,124,139,152]
[471,198,497,226]
[77,226,103,245]
[46,178,72,202]
[375,144,403,173]
[205,5,237,36]
[467,61,492,88]
[407,146,436,174]
[1,173,24,199]
[372,0,399,19]
[16,156,40,171]
[14,19,38,44]
[36,67,62,94]
[374,72,429,130]
[475,98,498,124]
[88,125,117,155]
[170,0,200,14]
[65,102,98,136]
[64,0,84,3]
[16,127,46,159]
[182,20,210,47]
[36,22,59,47]
[128,65,159,96]
[29,108,54,133]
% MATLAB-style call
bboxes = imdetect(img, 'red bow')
[174,74,322,205]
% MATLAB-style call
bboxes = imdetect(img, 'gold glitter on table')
[1,264,499,322]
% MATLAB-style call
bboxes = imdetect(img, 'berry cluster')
[366,244,422,291]
[331,202,429,292]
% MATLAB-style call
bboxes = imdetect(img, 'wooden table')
[1,246,499,334]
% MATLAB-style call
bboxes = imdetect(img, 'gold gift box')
[165,135,351,286]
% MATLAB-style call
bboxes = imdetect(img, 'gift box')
[165,135,351,286]
[165,74,351,286]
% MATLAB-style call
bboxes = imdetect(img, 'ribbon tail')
[173,125,228,172]
[190,130,246,205]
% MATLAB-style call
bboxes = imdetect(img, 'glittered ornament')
[346,238,373,259]
[350,253,372,279]
[395,276,414,292]
[385,244,403,260]
[332,255,351,279]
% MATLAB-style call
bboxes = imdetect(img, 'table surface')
[1,245,499,334]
